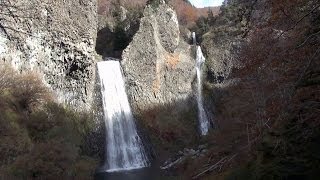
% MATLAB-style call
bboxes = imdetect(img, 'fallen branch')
[192,154,238,179]
[160,156,185,170]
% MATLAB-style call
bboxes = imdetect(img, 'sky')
[188,0,224,8]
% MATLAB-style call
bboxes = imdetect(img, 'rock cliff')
[201,0,269,84]
[0,0,97,110]
[121,1,196,113]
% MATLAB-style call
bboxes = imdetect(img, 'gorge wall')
[201,0,269,84]
[0,0,97,110]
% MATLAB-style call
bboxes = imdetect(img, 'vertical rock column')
[121,2,196,114]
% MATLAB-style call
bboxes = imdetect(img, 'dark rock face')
[0,0,97,110]
[121,2,196,114]
[96,5,143,58]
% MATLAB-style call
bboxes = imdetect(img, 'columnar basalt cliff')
[0,0,97,110]
[121,1,196,114]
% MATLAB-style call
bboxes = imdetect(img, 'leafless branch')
[296,30,320,48]
[192,154,238,179]
[278,3,320,37]
[295,48,320,87]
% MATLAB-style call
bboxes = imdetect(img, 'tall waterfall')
[97,61,150,172]
[193,32,210,135]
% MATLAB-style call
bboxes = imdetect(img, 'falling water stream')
[193,32,210,135]
[97,60,149,172]
[95,32,210,178]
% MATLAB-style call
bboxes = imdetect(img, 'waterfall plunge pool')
[95,161,179,180]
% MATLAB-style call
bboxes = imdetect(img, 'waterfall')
[97,60,150,172]
[192,32,196,45]
[193,33,210,135]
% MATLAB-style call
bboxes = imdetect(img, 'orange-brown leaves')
[165,52,180,69]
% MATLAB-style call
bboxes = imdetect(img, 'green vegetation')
[0,63,98,179]
[191,8,217,42]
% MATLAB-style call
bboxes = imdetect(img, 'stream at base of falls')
[95,162,175,180]
[95,167,158,180]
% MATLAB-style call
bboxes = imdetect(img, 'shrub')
[0,64,98,179]
[0,109,32,166]
[0,63,17,93]
[11,73,52,111]
[26,103,94,143]
[137,100,199,156]
[0,63,51,111]
[8,103,97,179]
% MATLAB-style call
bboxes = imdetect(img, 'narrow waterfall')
[97,61,150,172]
[193,33,210,135]
[192,32,196,45]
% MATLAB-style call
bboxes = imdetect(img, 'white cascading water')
[192,32,196,45]
[97,61,150,172]
[193,32,210,135]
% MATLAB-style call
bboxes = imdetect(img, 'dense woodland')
[0,0,319,179]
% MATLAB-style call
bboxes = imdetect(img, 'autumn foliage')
[98,0,219,27]
[98,0,147,15]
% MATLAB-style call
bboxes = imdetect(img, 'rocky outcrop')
[121,1,196,113]
[96,4,143,58]
[0,0,97,110]
[202,34,242,84]
[201,0,262,84]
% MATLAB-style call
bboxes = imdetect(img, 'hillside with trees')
[97,0,219,26]
[0,0,319,179]
[182,0,320,179]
